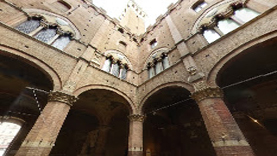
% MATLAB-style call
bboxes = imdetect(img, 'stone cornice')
[191,87,223,103]
[128,114,146,122]
[48,91,77,106]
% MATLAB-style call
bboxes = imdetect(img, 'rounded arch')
[139,82,194,114]
[0,44,62,90]
[207,30,277,86]
[73,84,136,113]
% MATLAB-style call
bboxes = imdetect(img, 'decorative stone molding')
[192,80,210,91]
[187,66,197,76]
[191,87,224,103]
[128,114,146,122]
[194,0,248,33]
[48,91,77,106]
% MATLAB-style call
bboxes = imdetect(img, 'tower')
[119,0,146,35]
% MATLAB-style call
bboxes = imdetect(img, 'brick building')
[0,0,276,155]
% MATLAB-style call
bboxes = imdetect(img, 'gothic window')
[52,34,71,50]
[150,39,157,49]
[15,18,40,34]
[147,53,169,79]
[102,57,112,72]
[111,61,120,77]
[101,54,129,80]
[192,1,207,12]
[0,121,22,155]
[203,29,221,43]
[217,19,240,35]
[34,27,57,43]
[201,7,260,43]
[14,16,74,50]
[233,8,260,23]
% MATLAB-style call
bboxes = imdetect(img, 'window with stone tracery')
[101,53,129,80]
[15,16,74,50]
[201,6,260,43]
[147,52,169,79]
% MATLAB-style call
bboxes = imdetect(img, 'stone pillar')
[95,125,111,156]
[15,91,77,156]
[191,87,254,156]
[128,114,145,156]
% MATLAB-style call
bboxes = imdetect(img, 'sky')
[93,0,179,27]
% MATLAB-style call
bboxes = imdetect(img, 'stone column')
[15,91,77,156]
[128,114,145,156]
[191,87,254,156]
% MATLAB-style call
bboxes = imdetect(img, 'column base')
[128,151,143,156]
[215,145,255,156]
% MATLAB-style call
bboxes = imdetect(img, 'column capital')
[191,87,223,103]
[128,114,146,122]
[48,91,77,106]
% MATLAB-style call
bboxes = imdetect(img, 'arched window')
[34,27,57,43]
[200,6,260,44]
[192,1,208,12]
[52,34,71,50]
[101,53,130,80]
[147,52,170,79]
[203,29,221,43]
[52,0,71,12]
[15,18,40,34]
[217,19,240,34]
[15,16,73,50]
[233,8,260,23]
[150,39,157,49]
[0,118,23,155]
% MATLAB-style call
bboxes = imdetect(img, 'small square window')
[193,1,208,12]
[150,39,157,49]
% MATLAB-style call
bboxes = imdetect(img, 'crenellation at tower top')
[119,0,147,35]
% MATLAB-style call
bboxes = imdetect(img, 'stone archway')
[215,37,277,156]
[142,86,215,156]
[0,54,54,155]
[51,89,132,156]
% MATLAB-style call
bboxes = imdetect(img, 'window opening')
[193,1,208,12]
[150,39,157,49]
[0,122,21,155]
[203,29,221,43]
[217,19,240,34]
[15,18,40,34]
[233,8,260,23]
